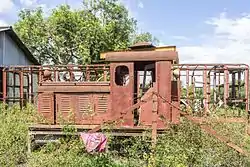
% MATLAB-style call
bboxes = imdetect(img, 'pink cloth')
[80,133,107,153]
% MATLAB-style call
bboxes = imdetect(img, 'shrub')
[1,103,250,167]
[0,103,37,166]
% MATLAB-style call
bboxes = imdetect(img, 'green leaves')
[132,32,160,46]
[14,0,146,65]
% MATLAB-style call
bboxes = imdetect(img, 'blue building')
[0,26,39,65]
[0,26,40,105]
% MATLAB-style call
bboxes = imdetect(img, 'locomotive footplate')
[27,124,168,153]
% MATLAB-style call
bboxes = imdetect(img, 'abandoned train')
[0,43,249,130]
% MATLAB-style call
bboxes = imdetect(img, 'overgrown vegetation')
[1,103,250,166]
[14,0,158,65]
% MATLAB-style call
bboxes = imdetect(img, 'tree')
[132,32,160,46]
[14,0,138,65]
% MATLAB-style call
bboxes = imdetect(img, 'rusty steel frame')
[1,63,250,156]
[1,64,110,107]
[1,63,249,123]
[1,63,249,118]
[174,64,249,115]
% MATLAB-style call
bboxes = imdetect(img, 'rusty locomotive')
[1,42,249,154]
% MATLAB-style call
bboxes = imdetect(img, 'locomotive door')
[110,62,134,127]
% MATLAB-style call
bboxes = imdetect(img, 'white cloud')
[0,20,8,26]
[20,0,37,7]
[0,0,14,13]
[177,12,250,64]
[138,1,144,9]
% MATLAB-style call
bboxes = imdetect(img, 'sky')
[1,0,250,64]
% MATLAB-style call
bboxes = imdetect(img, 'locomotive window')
[115,65,129,86]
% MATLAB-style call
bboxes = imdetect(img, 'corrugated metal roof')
[0,26,40,65]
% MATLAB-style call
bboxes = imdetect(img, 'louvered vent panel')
[78,95,91,113]
[59,95,71,113]
[97,94,108,113]
[39,94,52,113]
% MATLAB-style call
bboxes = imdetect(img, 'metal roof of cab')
[100,42,179,63]
[0,26,40,65]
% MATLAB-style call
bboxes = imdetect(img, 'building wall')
[0,33,3,64]
[1,32,33,65]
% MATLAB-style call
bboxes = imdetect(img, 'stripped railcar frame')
[0,43,250,156]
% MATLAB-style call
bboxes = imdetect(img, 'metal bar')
[218,72,221,99]
[232,72,236,99]
[186,67,189,105]
[38,66,42,86]
[19,71,24,108]
[29,67,33,103]
[103,66,107,81]
[206,65,211,112]
[213,71,217,102]
[200,125,249,156]
[2,70,6,103]
[86,66,90,81]
[238,71,241,98]
[53,67,57,82]
[245,68,249,112]
[224,67,229,108]
[203,69,209,113]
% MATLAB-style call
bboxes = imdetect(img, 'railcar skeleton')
[0,43,249,155]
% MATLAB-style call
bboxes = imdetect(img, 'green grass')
[1,103,250,167]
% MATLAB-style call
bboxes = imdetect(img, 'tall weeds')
[0,103,250,166]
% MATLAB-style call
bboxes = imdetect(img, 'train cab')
[36,42,180,129]
[101,42,180,128]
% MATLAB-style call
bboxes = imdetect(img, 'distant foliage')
[132,32,160,46]
[14,0,158,65]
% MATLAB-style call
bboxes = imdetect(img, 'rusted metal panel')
[56,94,75,123]
[139,100,153,126]
[105,50,178,62]
[78,94,92,114]
[55,93,111,125]
[38,85,110,93]
[156,61,172,128]
[75,93,111,125]
[171,80,180,124]
[37,92,54,124]
[139,86,155,126]
[151,93,158,148]
[96,94,109,113]
[110,62,134,127]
